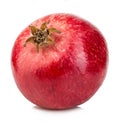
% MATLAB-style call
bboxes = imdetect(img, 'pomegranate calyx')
[24,22,61,52]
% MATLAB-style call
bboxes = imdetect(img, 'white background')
[0,0,120,121]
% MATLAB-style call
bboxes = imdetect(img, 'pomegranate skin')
[11,13,108,109]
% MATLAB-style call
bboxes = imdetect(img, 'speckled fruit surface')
[11,13,108,109]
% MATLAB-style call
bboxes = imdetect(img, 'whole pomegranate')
[11,13,108,109]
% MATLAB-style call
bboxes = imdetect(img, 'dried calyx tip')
[24,21,61,52]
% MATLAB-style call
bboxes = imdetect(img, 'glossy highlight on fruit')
[11,13,108,109]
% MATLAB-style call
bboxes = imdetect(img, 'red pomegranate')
[11,13,108,109]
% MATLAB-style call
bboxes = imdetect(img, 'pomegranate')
[11,13,108,109]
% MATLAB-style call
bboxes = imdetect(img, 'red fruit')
[11,13,108,109]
